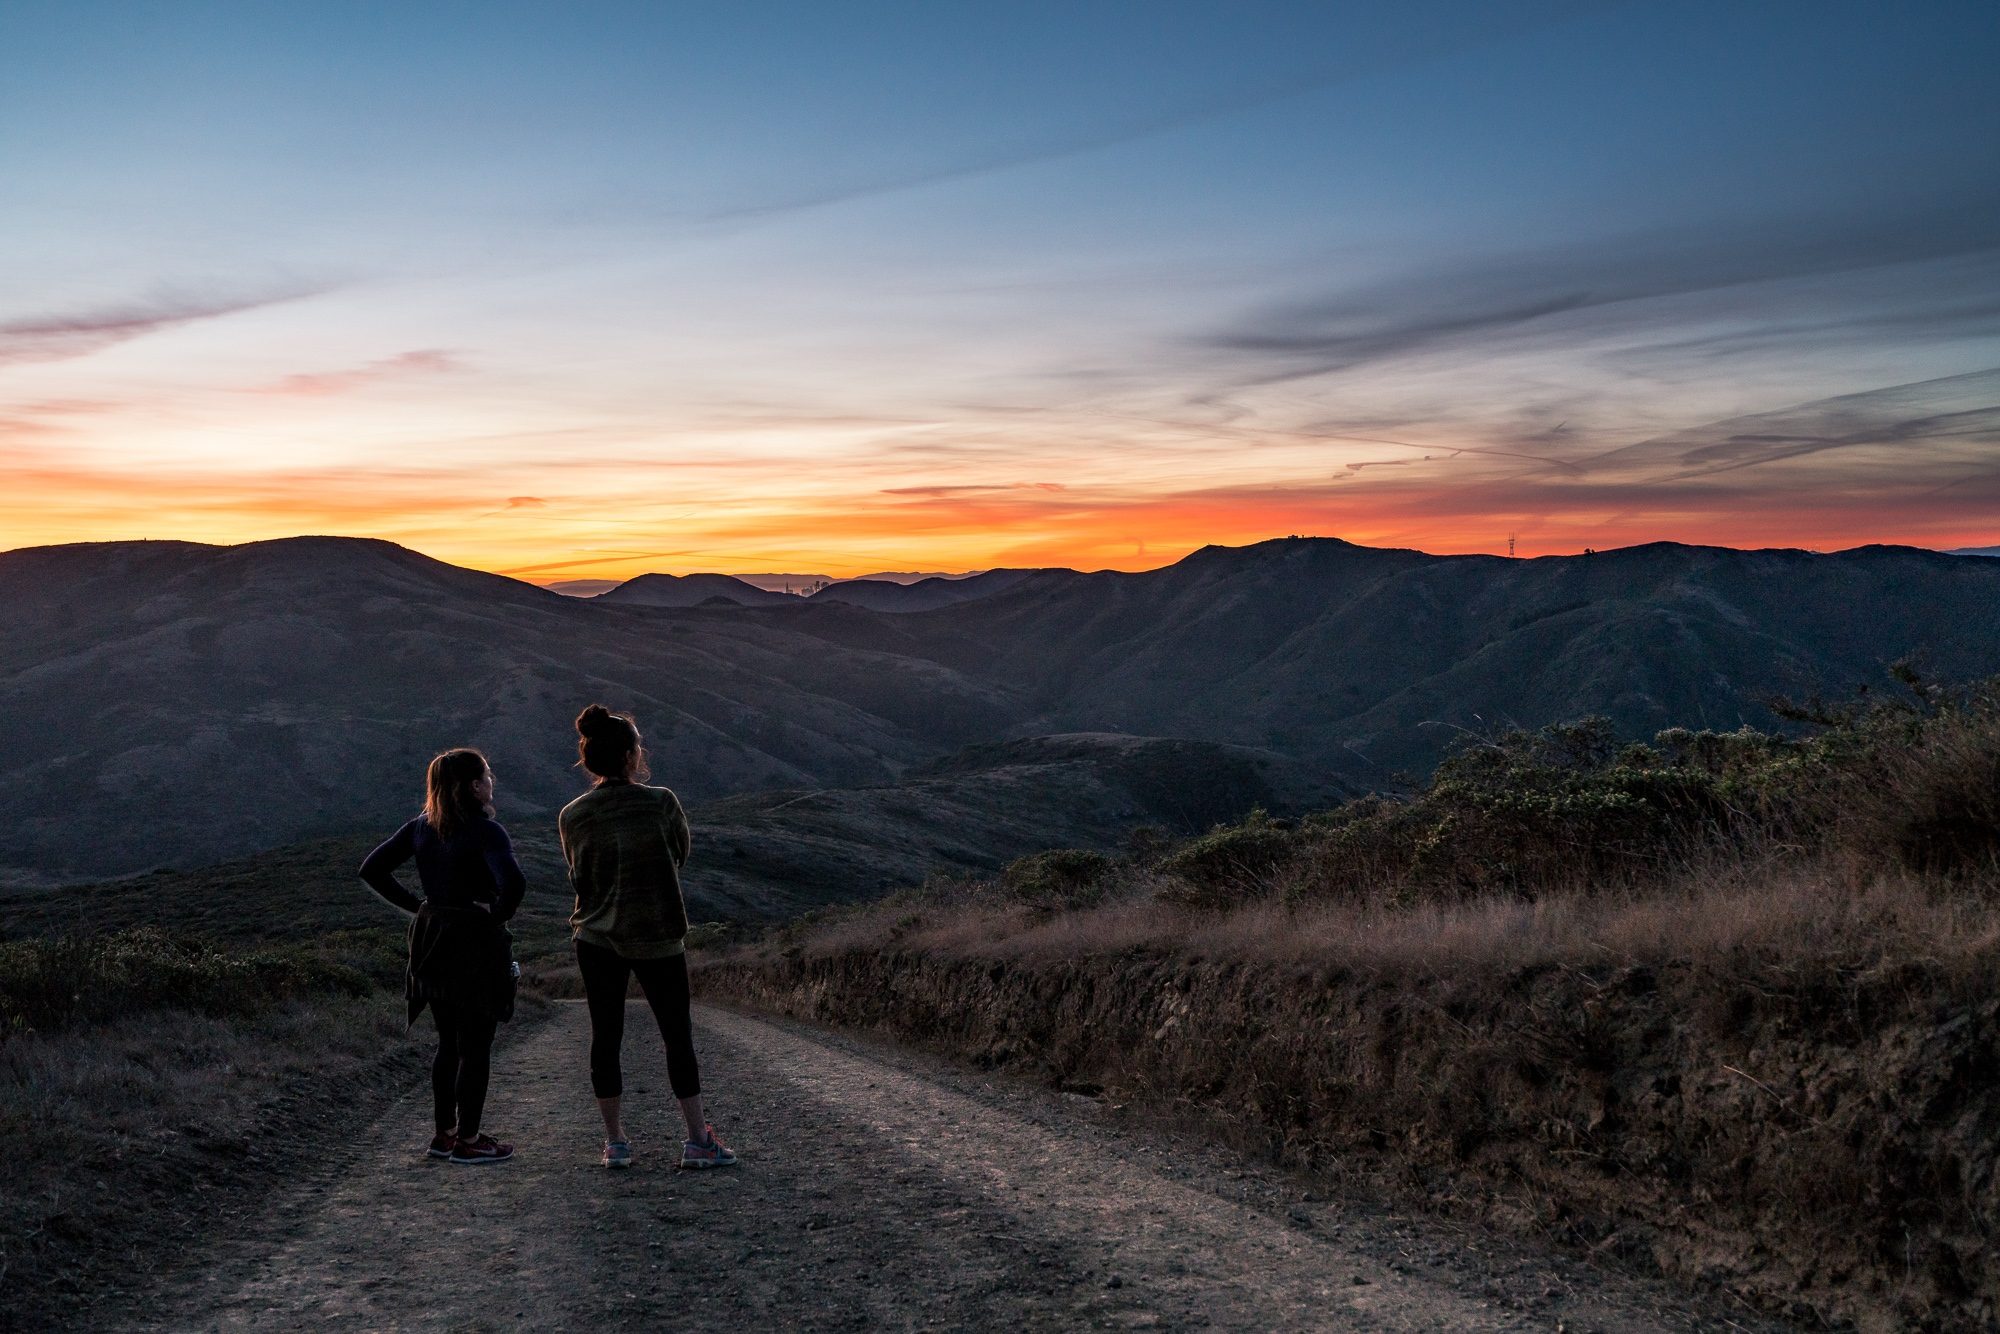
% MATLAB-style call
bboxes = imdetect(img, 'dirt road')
[143,1002,1779,1332]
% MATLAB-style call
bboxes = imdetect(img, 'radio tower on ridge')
[1508,533,1517,558]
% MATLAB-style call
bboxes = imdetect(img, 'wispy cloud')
[254,349,462,397]
[880,482,1067,497]
[1205,192,2000,385]
[0,397,115,445]
[692,1,1604,225]
[0,287,324,367]
[1573,368,2000,482]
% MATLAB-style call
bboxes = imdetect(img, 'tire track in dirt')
[142,1002,1783,1332]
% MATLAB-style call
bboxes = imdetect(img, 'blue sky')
[2,1,1996,575]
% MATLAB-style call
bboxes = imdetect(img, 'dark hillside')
[0,537,1012,882]
[807,567,1064,612]
[0,734,1342,932]
[690,733,1351,920]
[905,537,2000,777]
[9,533,2000,884]
[596,572,797,607]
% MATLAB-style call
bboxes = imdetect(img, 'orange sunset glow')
[4,2,1996,580]
[9,377,1998,581]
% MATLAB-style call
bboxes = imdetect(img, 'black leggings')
[431,999,498,1138]
[575,940,701,1101]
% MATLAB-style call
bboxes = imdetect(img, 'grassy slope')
[0,873,561,1329]
[3,994,428,1330]
[699,688,2000,1332]
[0,923,560,1331]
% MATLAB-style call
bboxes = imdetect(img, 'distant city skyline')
[3,1,1996,579]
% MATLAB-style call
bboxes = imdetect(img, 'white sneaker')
[680,1125,736,1169]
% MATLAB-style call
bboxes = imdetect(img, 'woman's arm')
[661,790,691,869]
[358,820,423,914]
[487,822,529,922]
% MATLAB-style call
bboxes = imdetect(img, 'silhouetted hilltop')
[7,533,2000,883]
[0,537,1011,882]
[596,572,796,607]
[905,535,2000,780]
[806,568,1062,611]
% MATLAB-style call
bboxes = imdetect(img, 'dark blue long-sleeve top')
[359,814,528,921]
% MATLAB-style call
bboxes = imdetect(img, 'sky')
[2,0,1997,580]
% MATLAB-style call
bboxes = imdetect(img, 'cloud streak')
[1573,368,2000,482]
[253,349,462,397]
[0,287,325,368]
[692,1,1605,225]
[1206,190,2000,385]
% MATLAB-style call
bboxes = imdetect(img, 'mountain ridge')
[8,533,2000,883]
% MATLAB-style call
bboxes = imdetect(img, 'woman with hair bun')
[560,704,734,1171]
[359,747,525,1166]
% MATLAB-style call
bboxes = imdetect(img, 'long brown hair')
[424,748,489,837]
[575,704,648,783]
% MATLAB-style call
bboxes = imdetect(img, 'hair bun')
[576,703,614,738]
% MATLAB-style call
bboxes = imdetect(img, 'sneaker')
[426,1131,456,1160]
[449,1133,515,1165]
[602,1139,633,1170]
[680,1125,736,1170]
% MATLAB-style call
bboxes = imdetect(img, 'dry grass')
[705,688,2000,1330]
[0,925,555,1329]
[0,994,426,1330]
[806,860,1997,986]
[0,928,379,1036]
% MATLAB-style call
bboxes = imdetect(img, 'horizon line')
[4,530,1996,590]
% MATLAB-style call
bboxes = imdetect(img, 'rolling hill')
[0,733,1343,928]
[594,572,799,607]
[7,533,2000,886]
[807,568,1062,611]
[0,538,1011,883]
[897,537,2000,782]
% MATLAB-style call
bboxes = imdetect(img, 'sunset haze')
[4,1,1997,579]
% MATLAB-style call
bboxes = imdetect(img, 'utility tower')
[1508,533,1517,558]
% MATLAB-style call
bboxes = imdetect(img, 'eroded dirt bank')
[698,949,1999,1332]
[139,1001,1777,1332]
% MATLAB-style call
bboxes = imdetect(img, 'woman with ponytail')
[360,747,525,1165]
[559,704,733,1171]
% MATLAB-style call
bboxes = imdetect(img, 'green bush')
[1000,849,1114,909]
[1172,683,2000,909]
[0,928,374,1038]
[1158,811,1301,909]
[684,920,734,951]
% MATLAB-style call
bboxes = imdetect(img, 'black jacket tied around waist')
[406,901,515,1027]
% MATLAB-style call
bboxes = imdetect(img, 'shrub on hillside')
[1000,849,1115,910]
[0,928,373,1038]
[1158,811,1301,909]
[840,674,2000,920]
[1269,719,1782,906]
[1188,702,2000,909]
[1834,694,2000,876]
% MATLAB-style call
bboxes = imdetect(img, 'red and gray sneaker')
[449,1133,515,1165]
[680,1125,736,1170]
[427,1131,456,1160]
